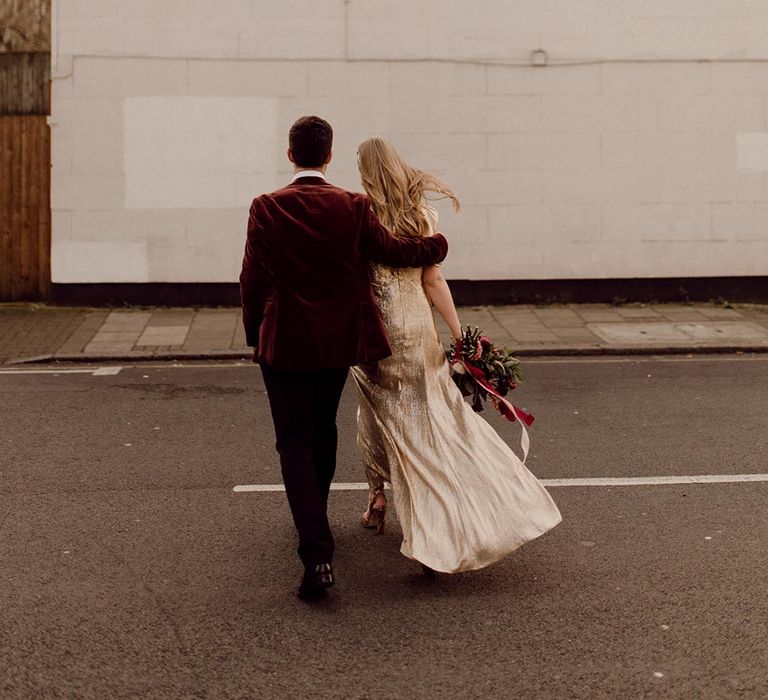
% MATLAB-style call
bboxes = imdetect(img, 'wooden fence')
[1,0,51,300]
[0,115,50,300]
[0,0,50,53]
[0,53,50,115]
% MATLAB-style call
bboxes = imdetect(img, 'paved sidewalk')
[2,302,768,364]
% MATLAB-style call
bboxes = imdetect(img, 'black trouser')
[260,364,349,570]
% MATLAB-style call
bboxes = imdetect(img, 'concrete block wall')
[50,1,768,284]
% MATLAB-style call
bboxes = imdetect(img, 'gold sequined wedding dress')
[351,209,561,573]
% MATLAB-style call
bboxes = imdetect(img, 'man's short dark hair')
[289,116,333,168]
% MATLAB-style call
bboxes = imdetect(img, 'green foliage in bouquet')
[446,326,525,413]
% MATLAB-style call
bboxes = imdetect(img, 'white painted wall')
[50,1,768,283]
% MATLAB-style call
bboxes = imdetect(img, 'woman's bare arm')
[422,264,462,339]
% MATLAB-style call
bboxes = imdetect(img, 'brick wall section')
[50,1,768,284]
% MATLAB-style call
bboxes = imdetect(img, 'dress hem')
[400,513,563,574]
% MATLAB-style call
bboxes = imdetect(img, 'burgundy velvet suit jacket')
[239,176,448,370]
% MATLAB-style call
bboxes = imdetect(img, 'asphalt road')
[1,356,767,699]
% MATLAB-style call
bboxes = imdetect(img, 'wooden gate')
[0,115,50,300]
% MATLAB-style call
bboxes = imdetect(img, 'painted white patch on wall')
[123,97,278,209]
[737,132,768,172]
[52,241,150,282]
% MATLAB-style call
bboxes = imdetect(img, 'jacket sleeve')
[359,203,448,268]
[239,197,273,348]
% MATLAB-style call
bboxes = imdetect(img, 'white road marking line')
[233,482,380,493]
[0,366,122,376]
[3,354,763,376]
[233,473,768,493]
[234,482,375,493]
[234,484,284,492]
[0,368,94,375]
[541,474,768,486]
[39,355,766,372]
[92,366,123,376]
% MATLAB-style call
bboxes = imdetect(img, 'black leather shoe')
[297,563,335,600]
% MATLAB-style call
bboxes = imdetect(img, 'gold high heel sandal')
[361,488,387,535]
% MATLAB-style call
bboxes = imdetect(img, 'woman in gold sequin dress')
[350,139,561,574]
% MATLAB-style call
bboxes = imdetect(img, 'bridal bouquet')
[447,326,534,426]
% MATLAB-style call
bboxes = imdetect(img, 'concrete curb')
[6,344,768,365]
[6,350,253,365]
[512,344,768,356]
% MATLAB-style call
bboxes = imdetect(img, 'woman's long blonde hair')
[358,138,460,238]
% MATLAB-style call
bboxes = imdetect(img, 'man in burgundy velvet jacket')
[240,116,448,600]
